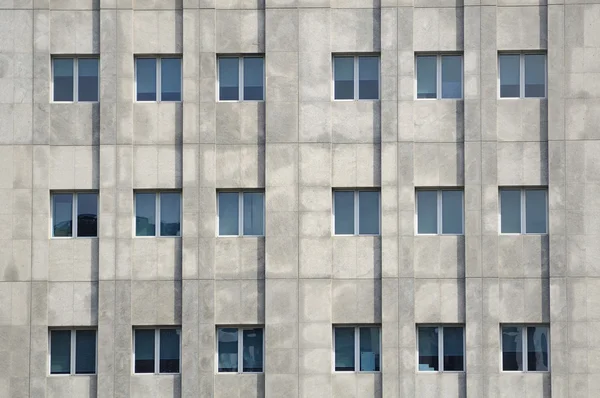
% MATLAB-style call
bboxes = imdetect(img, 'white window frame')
[216,190,265,237]
[498,52,547,99]
[415,189,464,236]
[50,192,99,239]
[414,53,464,100]
[332,325,382,373]
[332,54,380,101]
[134,56,182,102]
[51,56,100,103]
[332,189,381,236]
[132,327,181,375]
[500,324,550,373]
[217,55,265,102]
[416,325,465,373]
[498,187,548,235]
[48,328,97,376]
[215,326,265,374]
[133,191,182,238]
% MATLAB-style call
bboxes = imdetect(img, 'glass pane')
[78,59,99,102]
[417,191,437,234]
[219,57,239,101]
[243,57,264,100]
[441,190,463,234]
[525,190,547,234]
[359,327,380,372]
[159,329,180,373]
[416,56,437,99]
[443,327,464,371]
[53,193,73,237]
[358,56,379,100]
[160,192,181,237]
[358,191,380,235]
[334,327,355,371]
[218,192,239,235]
[524,54,545,98]
[418,327,439,371]
[441,55,462,99]
[136,58,157,101]
[75,330,96,374]
[334,56,354,100]
[77,193,97,237]
[50,330,71,374]
[243,192,264,236]
[242,328,263,372]
[135,193,156,236]
[499,55,520,98]
[134,329,155,373]
[502,326,523,371]
[527,326,549,371]
[218,328,238,372]
[161,58,181,101]
[334,191,354,235]
[500,189,521,233]
[53,58,74,101]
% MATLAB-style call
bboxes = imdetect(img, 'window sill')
[48,373,97,377]
[332,99,380,102]
[217,100,265,103]
[216,235,265,238]
[132,373,181,376]
[134,235,182,238]
[333,371,381,374]
[332,234,381,237]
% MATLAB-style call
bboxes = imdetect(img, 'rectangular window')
[49,329,97,375]
[499,188,547,234]
[133,328,180,374]
[417,325,464,372]
[51,192,98,238]
[416,189,463,235]
[217,327,264,373]
[502,325,549,372]
[135,57,182,102]
[333,190,380,236]
[217,191,265,236]
[218,56,264,101]
[333,55,380,100]
[334,326,381,372]
[135,192,181,237]
[52,57,99,102]
[416,54,463,99]
[499,53,546,98]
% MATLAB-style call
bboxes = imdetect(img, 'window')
[217,327,264,373]
[416,189,463,235]
[334,326,381,372]
[52,57,99,102]
[135,192,181,237]
[217,191,264,236]
[49,329,96,375]
[416,54,463,99]
[499,188,547,234]
[51,192,98,238]
[417,326,464,372]
[218,56,264,101]
[135,57,182,101]
[133,328,180,374]
[333,55,379,100]
[333,190,380,235]
[502,325,549,372]
[499,53,546,98]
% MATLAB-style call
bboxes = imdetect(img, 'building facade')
[0,0,594,397]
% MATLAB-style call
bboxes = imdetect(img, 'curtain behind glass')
[359,327,380,371]
[358,56,379,99]
[441,55,462,99]
[334,56,354,99]
[243,57,264,100]
[134,329,155,373]
[243,192,264,236]
[77,58,99,102]
[219,58,239,100]
[527,326,549,371]
[334,327,355,371]
[50,330,71,374]
[502,326,523,371]
[417,191,437,234]
[218,328,238,372]
[160,192,181,236]
[53,193,73,237]
[53,58,74,101]
[499,55,520,97]
[135,193,156,236]
[160,58,181,101]
[416,56,436,99]
[418,327,438,371]
[243,328,263,372]
[136,58,157,101]
[524,54,545,98]
[159,329,180,373]
[443,327,464,371]
[75,330,96,374]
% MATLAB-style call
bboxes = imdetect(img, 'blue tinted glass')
[53,193,73,237]
[525,190,546,234]
[218,192,239,235]
[334,56,354,99]
[50,330,71,374]
[441,190,463,234]
[219,58,239,100]
[334,327,355,371]
[502,326,523,371]
[134,329,155,373]
[359,327,380,372]
[243,57,264,100]
[75,330,96,374]
[159,329,180,373]
[417,191,437,234]
[443,327,464,371]
[78,58,99,102]
[527,326,549,371]
[136,193,156,236]
[161,58,181,101]
[54,58,74,101]
[334,191,354,234]
[160,192,181,236]
[499,55,520,98]
[358,56,379,99]
[77,193,97,237]
[243,328,263,372]
[218,328,238,372]
[136,58,157,101]
[243,192,264,236]
[524,54,545,98]
[441,55,462,99]
[417,56,436,99]
[418,327,438,371]
[358,191,379,235]
[500,189,521,233]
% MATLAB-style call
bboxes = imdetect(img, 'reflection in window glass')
[418,327,439,371]
[77,193,97,237]
[134,329,155,373]
[53,58,74,101]
[358,56,379,100]
[441,55,462,99]
[50,330,71,374]
[500,189,521,233]
[441,190,463,234]
[416,56,437,99]
[334,191,354,235]
[244,57,264,100]
[243,192,264,236]
[136,58,157,101]
[499,55,520,98]
[219,58,239,101]
[334,327,355,371]
[359,327,380,372]
[334,56,354,100]
[524,54,545,98]
[525,190,546,234]
[78,59,99,102]
[218,328,238,372]
[160,192,181,237]
[159,329,180,373]
[443,327,464,371]
[242,328,263,372]
[358,191,379,235]
[218,192,239,236]
[161,58,181,101]
[53,194,73,237]
[135,193,156,236]
[75,330,96,374]
[502,326,523,371]
[417,191,437,234]
[527,326,549,371]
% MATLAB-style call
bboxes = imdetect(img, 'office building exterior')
[0,0,594,397]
